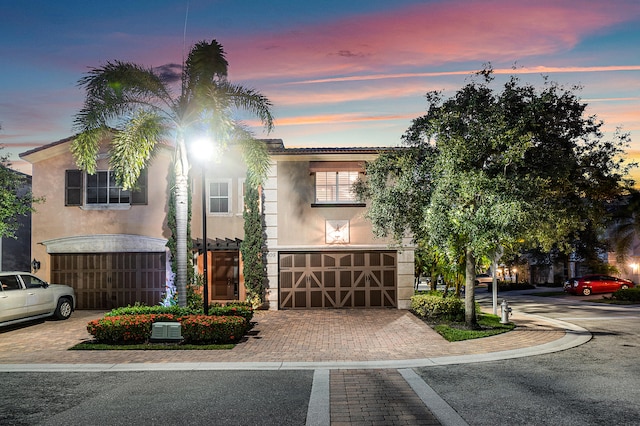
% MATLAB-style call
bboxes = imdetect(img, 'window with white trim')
[208,179,232,214]
[315,171,359,203]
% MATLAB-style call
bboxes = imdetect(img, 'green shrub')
[105,302,253,322]
[486,281,535,292]
[105,304,199,317]
[612,287,640,302]
[180,315,247,344]
[87,314,178,343]
[410,294,465,321]
[208,302,254,323]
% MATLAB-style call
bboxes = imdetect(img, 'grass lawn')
[432,313,515,342]
[70,342,235,350]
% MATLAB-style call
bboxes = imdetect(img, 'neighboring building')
[0,171,32,272]
[20,136,414,310]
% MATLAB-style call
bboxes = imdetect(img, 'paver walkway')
[0,309,564,364]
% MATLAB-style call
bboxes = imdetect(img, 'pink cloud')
[224,0,640,81]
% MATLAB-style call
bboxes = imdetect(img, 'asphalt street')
[415,290,640,425]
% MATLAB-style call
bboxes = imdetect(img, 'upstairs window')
[315,171,359,203]
[208,179,231,214]
[86,171,130,204]
[65,169,147,207]
[309,161,364,206]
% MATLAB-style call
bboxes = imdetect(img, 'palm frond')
[210,82,274,133]
[183,40,229,101]
[232,127,271,186]
[74,61,174,132]
[71,128,110,174]
[110,110,167,189]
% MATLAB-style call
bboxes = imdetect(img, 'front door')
[210,251,237,301]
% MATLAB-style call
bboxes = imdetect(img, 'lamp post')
[193,137,216,316]
[201,165,209,315]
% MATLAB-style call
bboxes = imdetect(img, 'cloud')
[224,0,640,81]
[285,66,640,85]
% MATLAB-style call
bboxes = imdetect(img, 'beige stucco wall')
[191,146,248,241]
[26,140,172,280]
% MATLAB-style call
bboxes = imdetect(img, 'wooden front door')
[198,251,238,304]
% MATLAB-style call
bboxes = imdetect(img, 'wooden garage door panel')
[51,252,166,310]
[279,251,396,309]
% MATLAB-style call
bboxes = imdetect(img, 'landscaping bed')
[411,291,515,342]
[75,302,254,349]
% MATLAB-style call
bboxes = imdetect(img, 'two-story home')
[20,136,415,310]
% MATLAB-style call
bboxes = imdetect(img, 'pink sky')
[2,0,639,176]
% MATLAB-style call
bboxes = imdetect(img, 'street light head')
[191,136,217,162]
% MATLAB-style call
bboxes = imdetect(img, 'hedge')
[410,294,465,321]
[87,313,248,344]
[105,302,254,323]
[612,287,640,302]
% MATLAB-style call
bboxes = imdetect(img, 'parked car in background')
[0,272,75,327]
[475,273,494,286]
[564,274,634,296]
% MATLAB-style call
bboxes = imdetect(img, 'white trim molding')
[42,234,168,254]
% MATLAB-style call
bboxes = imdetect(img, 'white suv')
[0,272,75,327]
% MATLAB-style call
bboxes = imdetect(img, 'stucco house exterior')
[20,136,415,310]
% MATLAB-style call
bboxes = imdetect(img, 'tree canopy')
[0,145,41,239]
[356,69,634,326]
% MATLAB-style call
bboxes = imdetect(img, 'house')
[20,136,415,310]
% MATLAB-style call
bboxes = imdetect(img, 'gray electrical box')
[150,322,183,342]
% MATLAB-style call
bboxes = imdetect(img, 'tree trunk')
[465,246,479,329]
[174,139,190,307]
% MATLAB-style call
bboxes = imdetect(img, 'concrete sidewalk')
[0,308,590,426]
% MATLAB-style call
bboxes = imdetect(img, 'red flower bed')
[180,315,247,344]
[87,313,247,344]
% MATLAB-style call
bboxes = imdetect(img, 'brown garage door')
[51,252,166,309]
[279,251,396,309]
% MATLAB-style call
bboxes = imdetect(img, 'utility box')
[150,322,183,342]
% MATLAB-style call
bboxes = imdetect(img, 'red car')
[564,274,634,296]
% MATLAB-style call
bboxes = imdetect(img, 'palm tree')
[71,39,274,307]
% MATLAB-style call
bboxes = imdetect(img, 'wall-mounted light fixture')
[31,258,41,272]
[325,219,349,244]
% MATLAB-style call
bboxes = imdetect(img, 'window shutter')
[65,170,83,206]
[131,169,148,205]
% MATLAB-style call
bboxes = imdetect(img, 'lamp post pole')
[202,166,209,315]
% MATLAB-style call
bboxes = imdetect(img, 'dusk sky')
[2,0,640,177]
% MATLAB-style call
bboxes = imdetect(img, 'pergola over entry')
[192,237,242,254]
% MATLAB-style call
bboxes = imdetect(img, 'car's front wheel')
[582,288,592,296]
[621,284,629,290]
[54,298,73,320]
